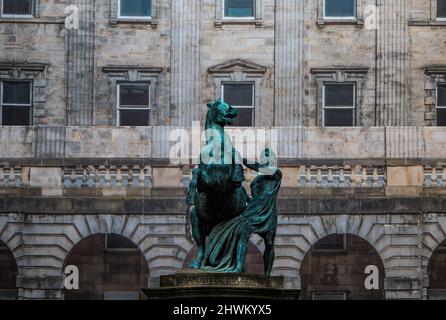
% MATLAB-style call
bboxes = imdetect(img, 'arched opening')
[0,240,18,300]
[427,239,446,300]
[183,242,265,274]
[64,233,149,300]
[300,234,385,300]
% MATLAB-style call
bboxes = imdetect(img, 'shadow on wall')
[300,234,385,300]
[0,240,18,300]
[427,240,446,300]
[64,233,149,300]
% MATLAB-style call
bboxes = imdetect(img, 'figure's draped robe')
[200,169,282,272]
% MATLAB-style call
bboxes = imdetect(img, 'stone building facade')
[0,0,446,300]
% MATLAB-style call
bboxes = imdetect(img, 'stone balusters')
[424,166,446,188]
[298,165,385,188]
[63,165,152,189]
[0,166,23,187]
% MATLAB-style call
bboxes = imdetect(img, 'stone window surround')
[424,67,446,126]
[0,0,65,24]
[0,0,35,18]
[110,0,158,28]
[102,65,163,127]
[317,0,365,28]
[215,0,263,28]
[0,62,48,126]
[208,59,267,127]
[311,67,369,127]
[409,0,446,26]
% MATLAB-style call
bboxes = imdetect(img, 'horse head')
[206,98,238,129]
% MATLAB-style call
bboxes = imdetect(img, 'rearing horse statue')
[186,99,249,269]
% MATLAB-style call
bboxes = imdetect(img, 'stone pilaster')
[376,0,411,126]
[66,0,96,126]
[170,0,201,125]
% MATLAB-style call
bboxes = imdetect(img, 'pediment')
[208,59,267,74]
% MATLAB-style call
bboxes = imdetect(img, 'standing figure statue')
[187,99,281,276]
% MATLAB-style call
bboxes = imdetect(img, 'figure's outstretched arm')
[243,158,262,172]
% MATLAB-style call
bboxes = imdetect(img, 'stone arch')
[422,214,446,275]
[299,233,385,300]
[426,238,446,299]
[0,239,18,300]
[63,233,149,300]
[61,215,194,279]
[272,215,390,280]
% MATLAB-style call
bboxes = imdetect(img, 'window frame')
[0,80,33,126]
[312,291,348,300]
[118,0,152,20]
[437,0,446,20]
[221,82,255,127]
[104,234,140,253]
[116,82,151,127]
[0,0,34,18]
[323,0,357,20]
[436,83,446,126]
[222,0,256,20]
[322,82,356,127]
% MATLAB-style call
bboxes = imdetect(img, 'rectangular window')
[1,0,34,17]
[438,0,446,19]
[323,83,355,127]
[324,0,356,19]
[117,83,150,126]
[312,292,348,300]
[105,234,139,252]
[1,80,32,126]
[312,234,347,254]
[437,84,446,126]
[119,0,152,19]
[224,0,255,18]
[222,83,254,127]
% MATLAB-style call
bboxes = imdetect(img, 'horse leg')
[261,230,276,276]
[189,206,209,269]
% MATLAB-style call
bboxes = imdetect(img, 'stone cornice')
[208,59,267,75]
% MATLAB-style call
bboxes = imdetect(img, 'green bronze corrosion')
[187,99,281,276]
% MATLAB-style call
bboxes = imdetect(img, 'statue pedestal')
[142,270,300,301]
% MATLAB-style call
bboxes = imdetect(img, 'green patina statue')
[186,98,281,276]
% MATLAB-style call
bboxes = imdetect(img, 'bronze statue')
[187,99,281,276]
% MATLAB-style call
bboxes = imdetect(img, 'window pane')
[324,84,355,107]
[438,84,446,106]
[3,0,33,15]
[119,85,149,107]
[225,0,255,17]
[438,109,446,127]
[230,108,253,127]
[324,108,354,127]
[120,0,151,17]
[2,81,31,104]
[2,105,31,125]
[223,84,253,107]
[313,234,346,252]
[325,0,355,17]
[438,0,446,18]
[119,109,150,126]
